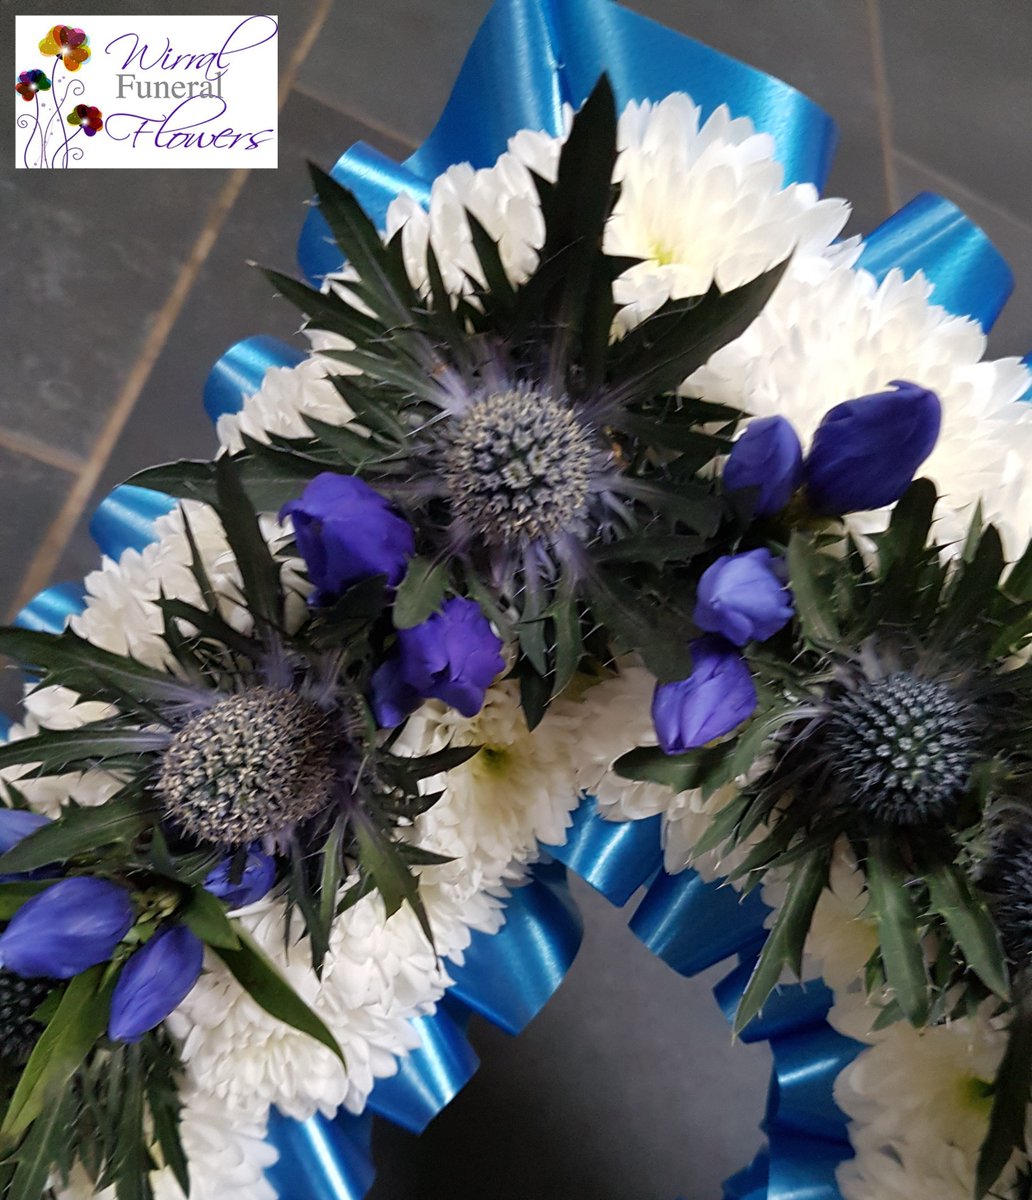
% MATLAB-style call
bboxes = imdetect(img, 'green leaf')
[392,558,449,629]
[352,809,434,947]
[0,724,167,779]
[159,598,262,662]
[734,849,828,1034]
[593,534,706,565]
[214,927,346,1065]
[307,164,420,328]
[609,260,789,406]
[976,989,1032,1199]
[2,966,113,1138]
[0,627,198,709]
[0,789,161,875]
[584,570,695,683]
[179,886,241,951]
[866,840,930,1026]
[787,532,839,646]
[386,743,481,780]
[548,575,583,696]
[926,864,1010,1000]
[937,522,1005,643]
[518,660,551,732]
[263,267,384,344]
[214,456,283,631]
[3,1077,77,1200]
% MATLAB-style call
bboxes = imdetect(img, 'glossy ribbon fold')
[542,794,663,906]
[857,191,1013,331]
[298,0,836,281]
[12,0,1027,1197]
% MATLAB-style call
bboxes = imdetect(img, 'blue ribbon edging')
[14,0,1024,1194]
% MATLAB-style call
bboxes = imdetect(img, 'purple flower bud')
[280,473,415,598]
[724,416,804,516]
[372,598,505,726]
[369,655,422,729]
[204,848,277,909]
[651,636,757,755]
[804,381,942,515]
[0,877,134,979]
[694,549,794,647]
[0,809,49,856]
[398,598,505,718]
[108,926,204,1043]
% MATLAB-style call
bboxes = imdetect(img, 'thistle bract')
[109,925,205,1043]
[0,877,134,979]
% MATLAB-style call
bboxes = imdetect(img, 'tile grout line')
[7,0,335,621]
[865,0,899,216]
[893,146,1032,236]
[0,429,84,476]
[292,82,420,154]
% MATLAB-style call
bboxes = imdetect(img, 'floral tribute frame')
[1,3,1031,1200]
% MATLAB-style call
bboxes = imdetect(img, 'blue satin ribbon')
[714,958,834,1046]
[204,334,307,422]
[542,794,663,906]
[90,485,176,559]
[265,1109,376,1200]
[767,1026,861,1143]
[446,859,583,1035]
[629,868,769,976]
[857,192,1012,332]
[15,0,1026,1196]
[14,582,86,634]
[365,1006,479,1134]
[298,0,836,281]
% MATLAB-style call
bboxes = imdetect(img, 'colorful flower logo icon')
[38,25,91,70]
[14,69,51,101]
[66,104,103,137]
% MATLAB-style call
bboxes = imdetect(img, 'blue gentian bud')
[0,877,134,979]
[694,549,794,647]
[652,636,757,755]
[108,926,204,1043]
[0,809,49,855]
[204,848,277,909]
[371,598,505,726]
[724,416,804,516]
[804,381,942,515]
[280,473,415,598]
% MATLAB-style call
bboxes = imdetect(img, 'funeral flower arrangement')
[3,29,1032,1200]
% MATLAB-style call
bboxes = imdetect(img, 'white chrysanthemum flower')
[216,356,354,453]
[835,1014,1004,1162]
[395,679,585,892]
[837,1135,1023,1200]
[606,95,849,327]
[691,261,1032,555]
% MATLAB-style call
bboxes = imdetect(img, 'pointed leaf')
[214,927,346,1064]
[977,990,1032,1199]
[392,558,449,629]
[866,840,930,1026]
[926,864,1009,1000]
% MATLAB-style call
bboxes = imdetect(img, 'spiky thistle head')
[157,687,339,844]
[0,970,53,1065]
[823,671,980,827]
[983,820,1032,972]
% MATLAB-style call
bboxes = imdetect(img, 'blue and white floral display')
[2,3,1032,1200]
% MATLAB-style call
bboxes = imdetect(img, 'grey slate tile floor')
[2,1,1032,1197]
